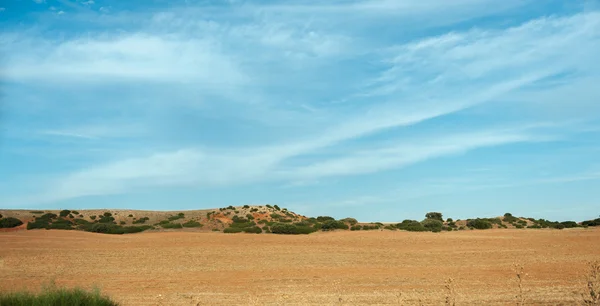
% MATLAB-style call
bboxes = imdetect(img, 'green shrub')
[396,220,428,232]
[250,208,259,212]
[90,216,97,220]
[122,226,152,234]
[82,223,126,234]
[0,217,23,228]
[243,226,262,234]
[224,227,244,233]
[273,205,281,211]
[119,221,126,225]
[316,216,335,222]
[515,224,524,229]
[229,221,255,228]
[446,218,453,223]
[422,219,443,232]
[320,220,348,231]
[560,221,579,228]
[160,223,183,229]
[271,223,317,235]
[132,217,149,224]
[258,220,269,224]
[350,225,362,231]
[0,214,3,218]
[340,218,358,225]
[39,213,58,220]
[30,211,44,214]
[243,205,250,209]
[103,212,112,217]
[74,219,91,225]
[384,225,396,230]
[59,210,71,217]
[554,223,566,230]
[28,219,50,230]
[503,213,518,223]
[467,219,493,230]
[212,228,220,232]
[528,224,542,229]
[182,220,203,228]
[425,212,444,222]
[582,218,600,227]
[227,205,235,210]
[98,215,115,224]
[246,214,255,220]
[361,225,380,230]
[168,213,185,221]
[71,211,79,215]
[266,204,273,209]
[128,214,133,217]
[0,286,118,306]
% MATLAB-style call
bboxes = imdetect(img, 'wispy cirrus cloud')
[1,1,599,220]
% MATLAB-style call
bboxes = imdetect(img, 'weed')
[0,286,118,306]
[514,264,527,306]
[582,261,600,305]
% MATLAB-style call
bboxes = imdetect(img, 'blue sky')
[1,0,599,222]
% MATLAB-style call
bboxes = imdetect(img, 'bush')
[90,216,97,220]
[59,210,71,217]
[560,221,579,228]
[160,223,183,229]
[0,217,23,228]
[246,214,255,220]
[98,215,115,224]
[30,211,44,214]
[515,224,524,229]
[467,219,493,229]
[82,223,126,234]
[350,225,362,231]
[133,217,149,224]
[396,220,428,232]
[243,226,262,234]
[266,204,273,209]
[28,219,50,230]
[103,212,112,217]
[39,213,58,220]
[361,225,380,230]
[212,228,220,232]
[0,286,118,306]
[119,221,126,225]
[340,218,358,225]
[582,218,600,227]
[168,213,185,221]
[71,211,79,215]
[316,216,335,222]
[0,214,3,218]
[422,219,443,232]
[227,205,235,210]
[128,214,133,217]
[503,213,518,223]
[182,220,203,228]
[271,223,317,235]
[425,212,444,222]
[320,220,348,231]
[273,205,281,211]
[243,205,250,209]
[224,227,244,233]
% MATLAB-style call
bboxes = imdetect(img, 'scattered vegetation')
[168,213,185,221]
[160,222,183,229]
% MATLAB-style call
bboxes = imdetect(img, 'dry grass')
[1,228,599,305]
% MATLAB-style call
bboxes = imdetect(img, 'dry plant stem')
[445,277,456,306]
[582,261,600,305]
[515,264,527,306]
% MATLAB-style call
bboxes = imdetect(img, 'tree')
[425,212,443,222]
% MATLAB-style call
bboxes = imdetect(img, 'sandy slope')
[1,228,599,305]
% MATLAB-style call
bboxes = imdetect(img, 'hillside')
[1,207,598,235]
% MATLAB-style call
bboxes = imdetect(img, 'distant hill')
[1,207,598,235]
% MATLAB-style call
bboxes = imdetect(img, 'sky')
[0,0,599,222]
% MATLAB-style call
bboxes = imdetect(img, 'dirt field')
[1,229,599,305]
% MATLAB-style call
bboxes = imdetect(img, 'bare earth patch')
[1,228,599,305]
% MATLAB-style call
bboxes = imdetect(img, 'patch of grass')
[0,217,23,228]
[0,286,118,306]
[182,220,203,228]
